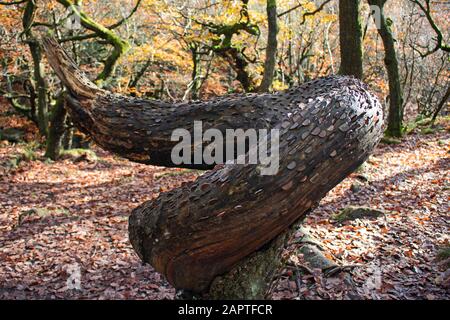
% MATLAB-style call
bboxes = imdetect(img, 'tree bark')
[23,0,48,136]
[367,0,403,137]
[431,85,450,123]
[186,43,203,100]
[258,0,278,93]
[45,92,68,160]
[42,37,384,296]
[338,0,363,79]
[216,47,256,92]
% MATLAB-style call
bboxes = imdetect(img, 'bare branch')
[409,0,450,57]
[0,0,27,5]
[278,0,332,25]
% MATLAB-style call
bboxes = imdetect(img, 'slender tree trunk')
[28,43,49,136]
[217,48,255,92]
[24,79,38,123]
[45,92,68,160]
[186,44,203,100]
[258,0,278,93]
[368,0,403,137]
[431,85,450,123]
[338,0,363,79]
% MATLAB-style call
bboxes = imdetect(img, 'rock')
[296,226,337,270]
[332,206,385,223]
[299,244,336,270]
[355,162,368,174]
[355,174,369,182]
[350,182,364,193]
[0,128,25,143]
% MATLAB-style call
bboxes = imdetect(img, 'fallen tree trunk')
[42,37,384,297]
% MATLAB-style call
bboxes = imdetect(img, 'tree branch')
[0,0,27,5]
[409,0,450,57]
[278,0,332,26]
[55,0,131,83]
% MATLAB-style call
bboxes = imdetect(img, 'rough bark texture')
[216,47,256,92]
[23,0,48,136]
[176,216,306,300]
[258,0,278,93]
[368,0,403,137]
[339,0,363,79]
[431,85,449,123]
[42,37,384,295]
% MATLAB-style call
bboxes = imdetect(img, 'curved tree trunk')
[42,37,384,297]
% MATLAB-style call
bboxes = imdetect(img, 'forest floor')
[0,111,449,300]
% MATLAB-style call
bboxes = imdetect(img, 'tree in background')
[408,0,449,123]
[258,0,278,92]
[368,0,403,137]
[339,0,363,79]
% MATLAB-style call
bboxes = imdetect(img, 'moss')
[415,116,432,127]
[61,148,97,161]
[381,136,402,145]
[420,127,436,135]
[333,206,385,223]
[17,207,70,226]
[355,162,367,174]
[436,247,450,261]
[21,146,38,161]
[7,142,40,170]
[56,0,130,83]
[154,169,203,180]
